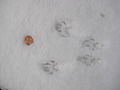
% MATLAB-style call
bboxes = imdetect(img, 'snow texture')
[0,0,120,90]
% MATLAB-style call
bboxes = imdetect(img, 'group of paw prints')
[22,17,75,75]
[77,36,103,66]
[22,17,103,74]
[39,37,103,75]
[51,17,103,66]
[37,18,75,75]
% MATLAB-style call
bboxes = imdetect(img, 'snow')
[0,0,120,90]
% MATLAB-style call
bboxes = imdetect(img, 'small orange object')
[24,35,34,46]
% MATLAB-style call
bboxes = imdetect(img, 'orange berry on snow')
[24,35,34,46]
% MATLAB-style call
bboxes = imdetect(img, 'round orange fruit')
[24,35,34,46]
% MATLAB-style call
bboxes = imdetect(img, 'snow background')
[0,0,120,90]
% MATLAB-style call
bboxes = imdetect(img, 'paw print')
[54,18,72,37]
[77,54,100,66]
[81,37,102,51]
[41,60,58,75]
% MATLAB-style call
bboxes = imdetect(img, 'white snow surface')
[0,0,120,90]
